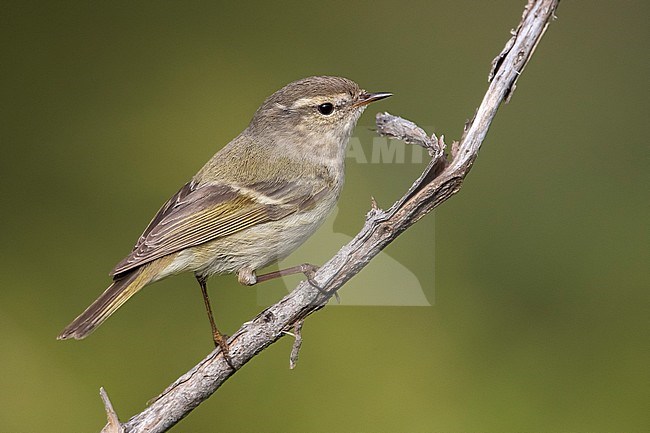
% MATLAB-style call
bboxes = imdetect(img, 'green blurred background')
[1,1,648,432]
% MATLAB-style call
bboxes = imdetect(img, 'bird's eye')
[317,103,334,115]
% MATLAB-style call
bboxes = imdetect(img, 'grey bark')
[101,1,561,431]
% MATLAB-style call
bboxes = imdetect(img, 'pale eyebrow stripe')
[291,93,349,109]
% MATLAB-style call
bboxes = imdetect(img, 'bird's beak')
[353,91,393,108]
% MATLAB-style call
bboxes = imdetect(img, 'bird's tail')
[57,264,158,340]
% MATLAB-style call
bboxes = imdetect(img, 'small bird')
[57,76,391,364]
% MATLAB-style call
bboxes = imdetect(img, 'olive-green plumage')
[57,76,391,345]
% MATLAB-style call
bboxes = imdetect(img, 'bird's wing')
[110,179,327,277]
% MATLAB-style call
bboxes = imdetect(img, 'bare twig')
[103,1,560,431]
[289,319,305,369]
[375,112,443,159]
[100,388,124,433]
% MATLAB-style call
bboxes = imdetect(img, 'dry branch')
[100,388,124,433]
[102,1,560,431]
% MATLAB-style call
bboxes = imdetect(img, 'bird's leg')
[256,263,319,285]
[240,265,339,302]
[195,275,235,369]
